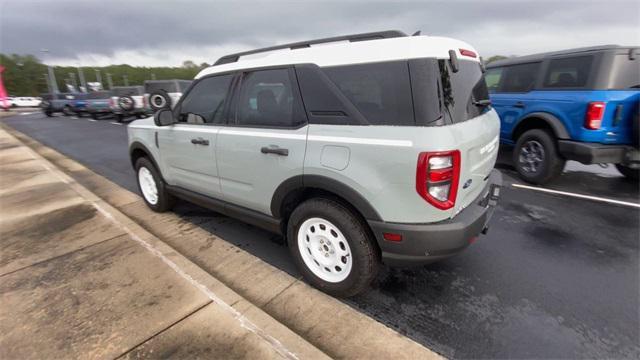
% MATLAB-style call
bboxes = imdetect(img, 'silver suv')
[127,31,502,297]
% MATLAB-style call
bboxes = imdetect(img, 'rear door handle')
[261,146,289,156]
[513,102,525,108]
[191,137,209,146]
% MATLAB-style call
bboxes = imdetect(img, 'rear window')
[112,87,143,96]
[323,61,415,126]
[87,91,111,99]
[145,81,178,93]
[501,62,540,92]
[438,59,490,124]
[543,56,593,88]
[609,53,640,89]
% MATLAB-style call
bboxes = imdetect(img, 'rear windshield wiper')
[472,99,492,107]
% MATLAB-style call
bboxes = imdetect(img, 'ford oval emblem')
[463,179,473,189]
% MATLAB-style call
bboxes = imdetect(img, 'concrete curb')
[3,124,443,360]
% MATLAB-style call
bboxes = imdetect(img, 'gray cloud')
[1,0,638,66]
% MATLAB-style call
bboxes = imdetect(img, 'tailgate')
[452,110,500,215]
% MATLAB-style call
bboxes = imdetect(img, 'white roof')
[197,35,479,79]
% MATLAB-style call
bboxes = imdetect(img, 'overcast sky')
[1,0,638,67]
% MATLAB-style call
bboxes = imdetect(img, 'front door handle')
[513,102,525,108]
[261,146,289,156]
[191,137,209,146]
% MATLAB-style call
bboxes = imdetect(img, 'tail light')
[416,150,461,210]
[109,98,115,108]
[585,102,606,130]
[143,96,148,109]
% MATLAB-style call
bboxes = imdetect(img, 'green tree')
[485,55,508,64]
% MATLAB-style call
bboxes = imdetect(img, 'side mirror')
[154,109,174,126]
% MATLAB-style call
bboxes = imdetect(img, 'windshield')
[438,59,490,124]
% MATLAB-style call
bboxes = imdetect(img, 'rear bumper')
[558,140,639,165]
[368,170,502,266]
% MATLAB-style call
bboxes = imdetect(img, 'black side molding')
[166,185,283,235]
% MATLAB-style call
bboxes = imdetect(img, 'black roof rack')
[213,30,408,66]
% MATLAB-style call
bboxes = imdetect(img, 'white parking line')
[71,116,78,120]
[110,122,124,126]
[88,119,97,122]
[512,183,640,209]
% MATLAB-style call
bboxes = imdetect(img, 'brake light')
[416,150,461,210]
[459,48,477,58]
[585,102,606,130]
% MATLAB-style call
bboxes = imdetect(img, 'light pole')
[41,49,59,94]
[95,69,102,88]
[123,74,129,86]
[77,63,87,93]
[106,73,113,90]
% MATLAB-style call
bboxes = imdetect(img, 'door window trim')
[171,72,239,126]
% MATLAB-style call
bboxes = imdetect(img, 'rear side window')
[146,81,178,93]
[235,68,306,128]
[609,54,640,89]
[178,74,233,124]
[323,61,415,126]
[500,63,540,92]
[484,67,503,92]
[544,56,593,88]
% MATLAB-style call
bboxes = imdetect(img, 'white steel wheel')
[297,217,353,283]
[138,166,159,205]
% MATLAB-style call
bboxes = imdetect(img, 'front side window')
[323,61,415,126]
[544,56,593,88]
[501,62,541,92]
[484,67,503,92]
[178,74,233,124]
[236,68,305,128]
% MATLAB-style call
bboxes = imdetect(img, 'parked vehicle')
[85,91,113,119]
[144,80,192,111]
[110,86,148,122]
[40,93,80,116]
[8,96,41,107]
[486,45,640,183]
[127,31,502,296]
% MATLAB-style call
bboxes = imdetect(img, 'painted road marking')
[110,122,124,126]
[512,183,640,209]
[88,119,97,122]
[71,116,78,119]
[20,112,33,116]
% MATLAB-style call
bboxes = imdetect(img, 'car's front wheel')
[287,198,379,297]
[62,105,73,116]
[135,157,175,212]
[513,129,565,184]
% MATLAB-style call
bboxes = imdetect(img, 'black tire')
[149,90,171,111]
[115,113,124,122]
[44,110,53,117]
[287,198,380,297]
[135,157,175,212]
[118,96,135,112]
[513,129,565,185]
[90,112,98,120]
[615,164,639,181]
[62,105,73,116]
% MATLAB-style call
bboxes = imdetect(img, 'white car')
[11,97,42,107]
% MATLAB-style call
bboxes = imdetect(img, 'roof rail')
[213,30,408,65]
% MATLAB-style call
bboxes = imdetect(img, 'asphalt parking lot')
[3,112,639,359]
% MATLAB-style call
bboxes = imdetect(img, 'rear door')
[489,62,542,142]
[438,58,501,213]
[216,67,308,215]
[157,74,234,199]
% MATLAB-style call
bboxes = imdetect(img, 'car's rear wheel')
[513,129,565,184]
[615,164,639,181]
[44,110,52,117]
[135,157,175,212]
[115,113,124,122]
[287,198,379,297]
[90,112,98,120]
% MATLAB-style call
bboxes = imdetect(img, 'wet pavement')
[3,113,639,359]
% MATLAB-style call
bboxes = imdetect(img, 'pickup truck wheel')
[44,110,53,117]
[62,105,72,116]
[135,157,175,212]
[90,112,98,120]
[514,129,565,184]
[115,114,124,122]
[287,198,379,297]
[615,164,639,181]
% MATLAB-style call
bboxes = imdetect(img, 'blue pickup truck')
[486,45,639,183]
